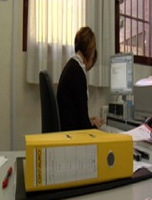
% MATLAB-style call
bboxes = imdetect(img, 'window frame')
[23,0,28,52]
[115,0,152,66]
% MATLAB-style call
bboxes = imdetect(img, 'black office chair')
[39,70,61,133]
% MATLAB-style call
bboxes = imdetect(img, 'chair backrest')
[39,70,61,133]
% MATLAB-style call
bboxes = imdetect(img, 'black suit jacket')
[57,58,96,131]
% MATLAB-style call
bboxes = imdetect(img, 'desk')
[0,149,152,200]
[107,115,142,131]
[0,151,25,200]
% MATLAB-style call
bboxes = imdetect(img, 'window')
[115,0,152,65]
[36,0,85,45]
[23,0,28,51]
[25,0,86,84]
[23,0,85,51]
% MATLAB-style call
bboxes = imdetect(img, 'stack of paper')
[0,156,8,168]
[122,124,152,141]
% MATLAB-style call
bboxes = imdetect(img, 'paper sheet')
[121,124,152,141]
[0,156,8,168]
[133,160,152,172]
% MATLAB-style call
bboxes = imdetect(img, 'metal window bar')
[124,0,126,52]
[143,0,145,56]
[137,0,138,55]
[128,0,133,54]
[120,0,150,56]
[149,0,151,57]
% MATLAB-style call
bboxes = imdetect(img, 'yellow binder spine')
[25,130,133,192]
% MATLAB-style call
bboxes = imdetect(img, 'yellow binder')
[25,129,133,192]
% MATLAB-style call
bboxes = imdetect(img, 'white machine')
[134,85,152,121]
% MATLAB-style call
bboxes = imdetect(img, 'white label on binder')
[44,145,97,185]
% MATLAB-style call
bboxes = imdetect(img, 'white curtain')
[86,0,115,87]
[26,0,86,84]
[26,0,114,86]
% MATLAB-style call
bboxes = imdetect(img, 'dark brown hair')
[74,27,97,65]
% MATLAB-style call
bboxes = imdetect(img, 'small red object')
[2,167,12,189]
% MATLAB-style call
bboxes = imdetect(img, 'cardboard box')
[25,129,133,191]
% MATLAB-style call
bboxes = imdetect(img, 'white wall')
[0,0,41,151]
[13,0,41,150]
[0,1,13,150]
[0,1,151,151]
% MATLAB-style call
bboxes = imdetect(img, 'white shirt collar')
[72,54,87,75]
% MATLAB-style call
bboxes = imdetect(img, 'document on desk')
[121,124,152,141]
[0,156,8,168]
[133,160,152,172]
